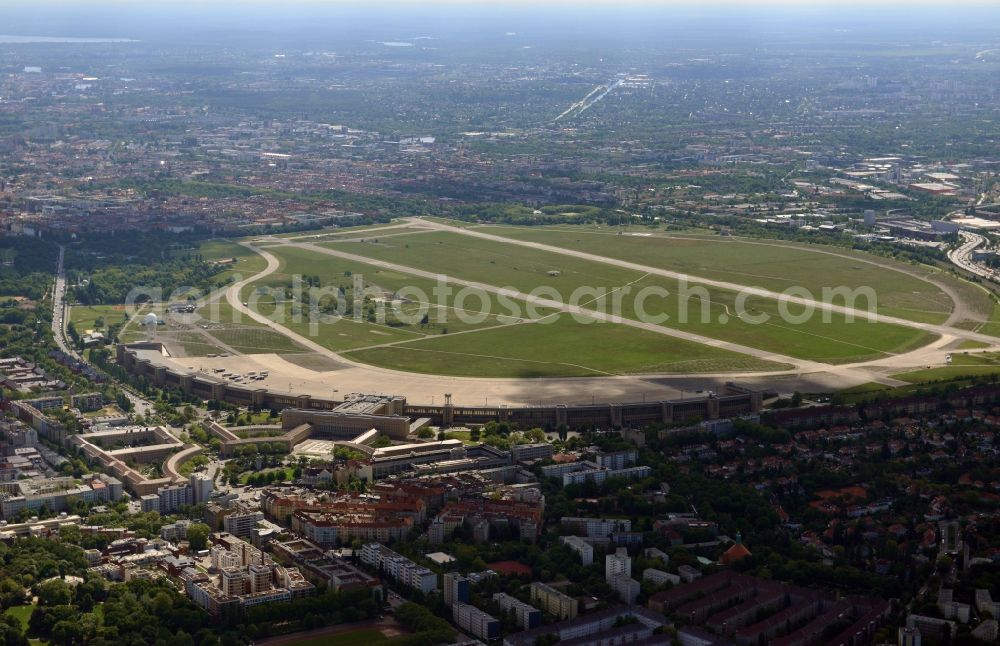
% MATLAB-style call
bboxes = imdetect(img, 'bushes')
[394,602,456,644]
[242,588,379,638]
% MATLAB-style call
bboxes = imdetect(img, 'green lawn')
[154,331,228,356]
[443,429,478,444]
[972,299,1000,339]
[239,245,543,355]
[239,466,295,484]
[893,352,1000,383]
[189,300,307,355]
[833,382,893,405]
[348,316,790,378]
[4,605,32,632]
[227,236,940,376]
[200,239,268,284]
[209,326,305,354]
[270,220,407,239]
[197,300,268,328]
[68,304,128,333]
[471,224,955,324]
[329,232,937,364]
[285,226,430,243]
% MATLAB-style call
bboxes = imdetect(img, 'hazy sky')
[6,0,1000,7]
[4,0,1000,44]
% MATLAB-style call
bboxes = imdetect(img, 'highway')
[49,245,154,417]
[50,245,72,355]
[948,230,998,282]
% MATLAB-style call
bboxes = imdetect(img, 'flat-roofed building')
[493,593,542,629]
[530,581,578,620]
[560,535,594,565]
[453,603,500,641]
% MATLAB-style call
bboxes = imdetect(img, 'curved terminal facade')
[117,342,763,429]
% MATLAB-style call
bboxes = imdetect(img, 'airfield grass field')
[240,244,788,374]
[281,226,432,244]
[346,315,788,378]
[470,224,956,324]
[244,244,550,336]
[892,352,1000,383]
[193,300,307,353]
[972,300,1000,338]
[323,231,938,364]
[836,353,1000,404]
[188,219,1000,378]
[272,222,414,239]
[209,326,305,354]
[200,238,268,284]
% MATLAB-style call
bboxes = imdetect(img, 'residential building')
[493,593,542,629]
[453,603,500,641]
[606,547,631,580]
[510,443,554,463]
[644,568,680,586]
[559,535,594,565]
[530,581,578,620]
[503,606,668,646]
[140,494,160,514]
[224,507,264,538]
[560,517,631,538]
[190,473,214,504]
[609,573,641,605]
[444,572,471,607]
[360,543,437,594]
[157,483,193,514]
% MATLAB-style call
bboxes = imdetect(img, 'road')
[49,245,154,417]
[50,245,72,355]
[948,230,998,283]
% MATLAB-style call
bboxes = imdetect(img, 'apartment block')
[530,581,578,620]
[360,543,437,594]
[606,548,632,580]
[444,572,471,607]
[493,593,542,629]
[559,535,594,565]
[223,507,265,538]
[453,603,500,641]
[560,516,632,538]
